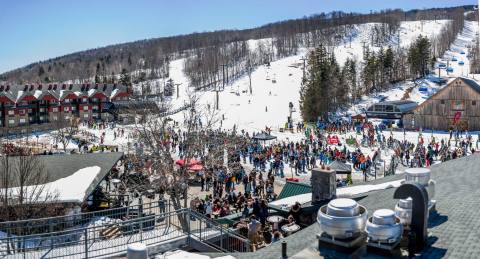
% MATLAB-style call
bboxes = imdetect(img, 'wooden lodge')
[403,77,480,131]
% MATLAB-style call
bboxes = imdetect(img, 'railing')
[188,211,250,253]
[0,208,188,258]
[0,206,251,258]
[0,201,172,237]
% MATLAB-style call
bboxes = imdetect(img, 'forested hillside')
[0,5,475,86]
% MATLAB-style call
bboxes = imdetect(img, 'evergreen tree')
[408,36,431,78]
[94,74,101,84]
[384,47,394,83]
[299,45,340,122]
[119,68,131,86]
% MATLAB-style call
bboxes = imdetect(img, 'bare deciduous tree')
[0,149,58,222]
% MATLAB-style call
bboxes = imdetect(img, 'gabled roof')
[410,77,480,113]
[328,160,352,174]
[277,181,312,199]
[460,77,480,94]
[1,152,123,202]
[35,90,59,101]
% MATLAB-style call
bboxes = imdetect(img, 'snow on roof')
[88,88,96,96]
[269,179,403,208]
[34,90,43,99]
[16,90,24,100]
[110,88,119,98]
[2,166,102,203]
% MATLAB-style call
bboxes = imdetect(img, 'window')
[71,106,76,111]
[28,109,32,113]
[53,116,58,121]
[441,100,445,105]
[39,108,45,112]
[82,98,88,102]
[83,106,89,111]
[7,110,14,116]
[92,98,98,102]
[473,101,477,106]
[18,109,25,115]
[19,118,26,123]
[39,116,44,120]
[64,99,70,103]
[8,119,14,125]
[385,105,393,112]
[52,107,59,112]
[452,100,464,110]
[84,113,89,118]
[64,107,69,112]
[65,115,70,120]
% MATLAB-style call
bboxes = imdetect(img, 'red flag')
[453,111,462,124]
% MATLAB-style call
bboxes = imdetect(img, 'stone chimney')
[311,166,336,204]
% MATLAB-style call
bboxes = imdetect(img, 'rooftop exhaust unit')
[403,168,435,211]
[395,198,412,226]
[366,209,403,251]
[317,198,367,253]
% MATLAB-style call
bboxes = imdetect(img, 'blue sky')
[0,0,476,74]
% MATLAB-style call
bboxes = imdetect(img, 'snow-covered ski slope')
[435,20,479,78]
[158,19,479,134]
[334,20,450,65]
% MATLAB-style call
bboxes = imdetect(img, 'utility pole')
[247,61,252,95]
[361,41,367,58]
[175,83,182,99]
[220,64,227,90]
[300,56,308,83]
[215,86,219,110]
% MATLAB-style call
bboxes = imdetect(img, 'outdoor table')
[281,224,300,236]
[267,215,284,231]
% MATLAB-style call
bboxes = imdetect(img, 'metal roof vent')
[366,209,403,244]
[404,168,436,211]
[318,198,367,239]
[395,197,412,226]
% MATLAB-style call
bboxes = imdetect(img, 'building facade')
[403,77,480,131]
[0,83,130,129]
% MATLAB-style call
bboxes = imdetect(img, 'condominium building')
[0,83,130,128]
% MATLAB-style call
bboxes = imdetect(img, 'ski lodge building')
[0,83,130,130]
[403,77,480,131]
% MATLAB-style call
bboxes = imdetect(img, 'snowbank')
[269,179,403,208]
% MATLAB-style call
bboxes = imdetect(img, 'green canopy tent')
[328,160,352,174]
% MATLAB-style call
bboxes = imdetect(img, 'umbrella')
[175,159,202,167]
[328,160,352,174]
[252,132,277,141]
[188,164,204,171]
